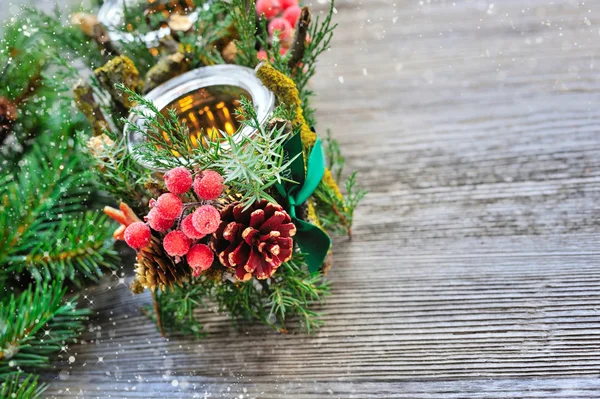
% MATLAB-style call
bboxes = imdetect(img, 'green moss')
[94,55,143,108]
[257,62,342,201]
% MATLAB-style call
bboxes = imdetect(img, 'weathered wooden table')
[31,0,600,397]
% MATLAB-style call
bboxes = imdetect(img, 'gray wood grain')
[33,0,600,397]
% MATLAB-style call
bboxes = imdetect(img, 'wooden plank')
[41,378,600,398]
[27,0,600,396]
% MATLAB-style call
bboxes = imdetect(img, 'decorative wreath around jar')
[73,0,365,336]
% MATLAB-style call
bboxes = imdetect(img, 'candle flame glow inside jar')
[127,65,275,171]
[161,85,250,148]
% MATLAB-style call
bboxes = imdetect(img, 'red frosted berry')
[146,208,175,232]
[280,0,298,9]
[257,50,268,61]
[187,244,214,276]
[181,214,206,240]
[268,17,293,41]
[192,205,221,235]
[256,0,282,19]
[124,222,151,249]
[193,170,224,201]
[163,230,191,257]
[283,5,301,27]
[155,193,183,220]
[163,166,192,195]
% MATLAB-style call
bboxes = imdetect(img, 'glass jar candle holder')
[127,64,275,171]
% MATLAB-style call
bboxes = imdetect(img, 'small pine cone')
[135,236,188,291]
[130,278,144,295]
[211,200,296,281]
[215,193,243,211]
[0,96,18,141]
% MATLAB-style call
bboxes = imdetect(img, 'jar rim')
[126,65,276,171]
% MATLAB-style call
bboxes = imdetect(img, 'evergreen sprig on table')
[0,284,90,377]
[151,252,331,335]
[0,139,117,284]
[315,133,366,237]
[0,374,46,399]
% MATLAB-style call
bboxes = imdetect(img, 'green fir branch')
[314,172,366,237]
[154,255,330,336]
[151,281,211,338]
[84,133,151,215]
[212,254,330,333]
[0,283,90,377]
[182,1,230,68]
[256,16,291,76]
[0,138,117,284]
[230,0,258,67]
[120,83,221,170]
[314,133,366,236]
[268,255,331,333]
[0,374,46,399]
[213,277,274,329]
[214,97,299,208]
[19,6,104,70]
[323,129,344,183]
[19,212,119,283]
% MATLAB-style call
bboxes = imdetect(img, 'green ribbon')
[276,133,331,274]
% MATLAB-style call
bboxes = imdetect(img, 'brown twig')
[287,7,311,69]
[0,96,18,146]
[93,23,120,58]
[152,290,166,338]
[331,202,352,239]
[13,73,42,107]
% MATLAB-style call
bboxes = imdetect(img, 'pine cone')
[135,236,188,291]
[211,200,296,281]
[0,96,18,142]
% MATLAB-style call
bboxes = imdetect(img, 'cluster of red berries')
[256,0,303,60]
[123,166,225,277]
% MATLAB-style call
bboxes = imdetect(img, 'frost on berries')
[136,169,225,274]
[164,166,193,195]
[192,205,221,235]
[181,214,206,240]
[193,170,224,201]
[146,207,175,232]
[256,0,301,59]
[154,193,183,219]
[124,222,151,249]
[187,244,214,276]
[163,230,191,257]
